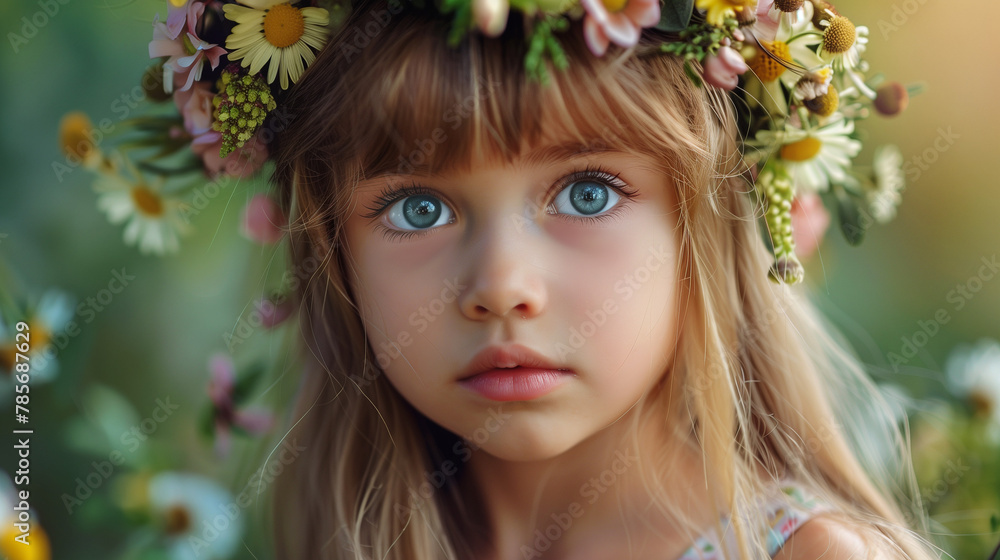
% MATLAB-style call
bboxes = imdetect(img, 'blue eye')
[386,194,454,230]
[551,180,622,217]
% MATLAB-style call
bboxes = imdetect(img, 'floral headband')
[60,0,916,284]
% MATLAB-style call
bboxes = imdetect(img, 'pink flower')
[241,193,287,244]
[751,0,780,42]
[191,130,269,178]
[702,44,748,90]
[173,81,215,136]
[148,1,226,93]
[207,353,275,458]
[256,296,293,328]
[790,192,831,258]
[581,0,660,56]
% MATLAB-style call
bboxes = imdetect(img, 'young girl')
[264,0,939,558]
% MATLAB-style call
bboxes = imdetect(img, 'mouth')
[457,345,574,401]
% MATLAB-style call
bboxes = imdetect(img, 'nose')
[457,218,548,321]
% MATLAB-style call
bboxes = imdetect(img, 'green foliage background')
[0,0,997,557]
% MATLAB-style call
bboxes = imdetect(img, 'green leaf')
[654,0,694,32]
[832,184,866,246]
[197,403,215,439]
[232,361,267,404]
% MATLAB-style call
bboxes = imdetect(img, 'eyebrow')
[360,141,621,185]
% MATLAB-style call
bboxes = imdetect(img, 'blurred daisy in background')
[94,155,191,255]
[945,338,1000,442]
[867,145,906,224]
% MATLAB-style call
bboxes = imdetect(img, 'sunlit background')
[0,0,997,558]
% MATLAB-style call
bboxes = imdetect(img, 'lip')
[457,344,574,402]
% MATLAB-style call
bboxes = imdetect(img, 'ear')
[771,514,873,560]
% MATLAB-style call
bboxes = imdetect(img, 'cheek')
[554,219,680,393]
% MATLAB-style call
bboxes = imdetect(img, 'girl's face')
[343,135,684,461]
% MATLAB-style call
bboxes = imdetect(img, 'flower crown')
[61,0,917,284]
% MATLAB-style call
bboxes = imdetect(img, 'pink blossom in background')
[241,193,287,244]
[256,296,293,329]
[790,192,831,258]
[173,81,215,136]
[207,354,275,458]
[581,0,660,56]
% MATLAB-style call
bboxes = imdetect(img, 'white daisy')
[945,338,1000,442]
[756,117,862,193]
[867,145,905,223]
[223,0,330,90]
[0,290,73,387]
[94,157,191,255]
[148,471,242,560]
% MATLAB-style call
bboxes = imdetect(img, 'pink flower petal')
[583,16,611,56]
[601,12,641,48]
[208,353,235,403]
[214,420,232,458]
[241,194,287,244]
[623,0,660,28]
[234,409,275,435]
[790,192,831,258]
[256,297,293,328]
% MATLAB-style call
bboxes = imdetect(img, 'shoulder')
[771,514,878,560]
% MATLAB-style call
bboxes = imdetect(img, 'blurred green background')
[0,0,997,557]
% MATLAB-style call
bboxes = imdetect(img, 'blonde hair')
[263,1,941,558]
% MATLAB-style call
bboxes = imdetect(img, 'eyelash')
[360,165,640,242]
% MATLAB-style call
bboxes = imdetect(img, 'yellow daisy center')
[781,137,822,162]
[747,40,791,82]
[969,388,995,421]
[823,16,856,54]
[27,322,51,354]
[774,0,803,11]
[804,87,839,117]
[263,3,306,49]
[0,344,15,373]
[164,504,192,535]
[131,186,165,217]
[59,112,96,161]
[602,0,627,12]
[169,0,187,6]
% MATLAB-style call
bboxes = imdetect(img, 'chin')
[467,421,589,463]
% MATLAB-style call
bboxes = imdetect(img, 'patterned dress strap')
[673,480,833,560]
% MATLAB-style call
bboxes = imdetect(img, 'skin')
[342,136,725,559]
